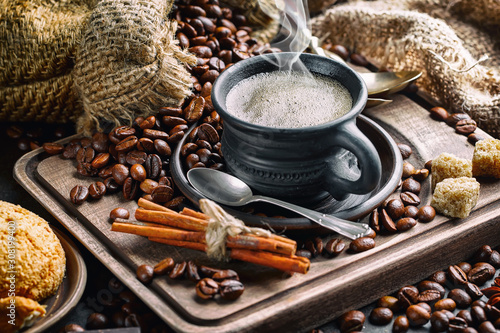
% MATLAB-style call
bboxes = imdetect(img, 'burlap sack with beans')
[311,0,500,138]
[0,0,277,134]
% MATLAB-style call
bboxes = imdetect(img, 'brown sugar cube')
[431,177,480,218]
[472,138,500,178]
[431,153,472,190]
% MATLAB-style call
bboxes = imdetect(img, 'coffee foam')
[225,71,353,128]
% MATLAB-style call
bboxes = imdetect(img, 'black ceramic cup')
[211,52,382,203]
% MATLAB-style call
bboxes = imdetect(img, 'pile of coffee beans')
[330,244,500,333]
[429,106,484,144]
[44,0,282,209]
[137,257,245,301]
[4,122,74,153]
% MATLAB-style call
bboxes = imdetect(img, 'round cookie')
[0,201,66,301]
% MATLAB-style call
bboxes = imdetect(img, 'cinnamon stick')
[230,248,310,274]
[180,207,210,220]
[113,221,295,256]
[135,208,209,231]
[150,237,308,274]
[149,237,207,252]
[137,197,174,212]
[112,222,205,243]
[226,234,296,256]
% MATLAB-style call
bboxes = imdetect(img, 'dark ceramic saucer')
[170,115,402,231]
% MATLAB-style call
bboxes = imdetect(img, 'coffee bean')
[448,264,468,286]
[397,285,419,309]
[349,236,375,252]
[324,238,345,257]
[434,298,457,312]
[416,289,441,303]
[456,309,474,326]
[448,316,468,332]
[400,192,421,206]
[465,282,484,300]
[401,177,421,194]
[392,315,410,333]
[446,112,472,126]
[122,177,139,200]
[91,132,110,153]
[70,185,89,204]
[369,307,393,325]
[144,154,162,179]
[449,288,473,308]
[478,321,496,333]
[212,269,239,282]
[110,207,130,220]
[396,217,417,231]
[130,164,147,182]
[376,296,400,312]
[418,280,446,298]
[406,304,431,327]
[139,179,158,194]
[153,257,175,276]
[194,277,219,300]
[380,209,397,233]
[42,142,64,155]
[430,310,450,332]
[472,305,488,325]
[103,177,120,193]
[404,205,419,218]
[430,106,450,121]
[402,162,416,178]
[115,136,138,153]
[424,159,433,170]
[397,143,412,159]
[350,53,369,66]
[458,261,472,274]
[386,199,405,219]
[468,262,495,285]
[413,168,430,181]
[88,181,106,199]
[136,264,154,284]
[169,261,187,279]
[220,279,245,300]
[86,312,109,330]
[151,185,174,203]
[456,119,477,135]
[112,164,129,185]
[474,245,493,262]
[369,209,381,233]
[296,249,312,259]
[429,270,447,285]
[338,310,365,333]
[468,132,485,145]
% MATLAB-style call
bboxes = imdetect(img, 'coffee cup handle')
[324,121,382,200]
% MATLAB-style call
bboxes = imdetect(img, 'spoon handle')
[251,195,371,239]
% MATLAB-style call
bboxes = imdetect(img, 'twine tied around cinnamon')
[199,199,273,261]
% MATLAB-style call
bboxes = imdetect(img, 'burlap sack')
[0,0,278,133]
[73,0,196,134]
[311,0,500,138]
[0,0,94,123]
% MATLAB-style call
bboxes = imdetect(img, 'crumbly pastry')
[472,138,500,178]
[0,201,66,302]
[431,153,473,190]
[0,296,46,333]
[431,177,480,218]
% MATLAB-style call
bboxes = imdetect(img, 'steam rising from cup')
[258,0,313,72]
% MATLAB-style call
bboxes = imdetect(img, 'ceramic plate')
[23,227,87,332]
[170,115,403,230]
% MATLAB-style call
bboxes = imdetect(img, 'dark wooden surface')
[12,93,500,332]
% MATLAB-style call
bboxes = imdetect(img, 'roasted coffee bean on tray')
[326,244,500,333]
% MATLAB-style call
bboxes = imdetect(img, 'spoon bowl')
[187,168,372,239]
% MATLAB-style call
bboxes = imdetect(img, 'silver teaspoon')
[187,168,372,239]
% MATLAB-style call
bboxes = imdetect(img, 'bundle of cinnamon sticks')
[111,198,310,274]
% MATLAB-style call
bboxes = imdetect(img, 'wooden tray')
[14,94,500,333]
